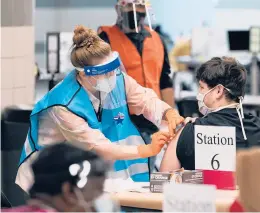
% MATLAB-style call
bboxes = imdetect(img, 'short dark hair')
[29,143,108,196]
[196,57,247,102]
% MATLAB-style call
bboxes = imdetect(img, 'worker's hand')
[138,132,171,158]
[184,117,197,125]
[165,109,184,138]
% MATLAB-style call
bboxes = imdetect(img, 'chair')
[1,191,12,208]
[1,105,32,206]
[176,97,202,118]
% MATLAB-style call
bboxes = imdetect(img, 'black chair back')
[1,191,12,208]
[177,97,202,118]
[1,105,32,206]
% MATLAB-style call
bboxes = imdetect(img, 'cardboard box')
[150,170,203,193]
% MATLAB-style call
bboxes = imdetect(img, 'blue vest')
[19,70,149,182]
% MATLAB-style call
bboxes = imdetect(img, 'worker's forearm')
[161,88,175,108]
[93,143,142,161]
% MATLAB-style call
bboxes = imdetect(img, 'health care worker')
[98,0,174,164]
[16,26,184,192]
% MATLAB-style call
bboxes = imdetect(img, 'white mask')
[94,75,116,93]
[196,87,216,115]
[94,194,120,212]
[74,189,118,212]
[74,188,92,212]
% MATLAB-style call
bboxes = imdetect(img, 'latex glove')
[184,117,198,125]
[138,132,171,158]
[165,109,184,138]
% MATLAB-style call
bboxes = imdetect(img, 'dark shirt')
[176,108,260,170]
[99,28,173,90]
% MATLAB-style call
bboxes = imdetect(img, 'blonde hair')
[236,148,260,212]
[71,25,111,68]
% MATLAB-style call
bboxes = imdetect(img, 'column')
[1,0,35,109]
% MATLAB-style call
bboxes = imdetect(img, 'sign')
[163,183,216,212]
[195,125,236,171]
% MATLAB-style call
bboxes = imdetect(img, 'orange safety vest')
[99,25,164,98]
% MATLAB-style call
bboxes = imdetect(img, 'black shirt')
[177,108,260,170]
[99,28,173,90]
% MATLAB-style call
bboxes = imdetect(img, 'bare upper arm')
[160,127,184,172]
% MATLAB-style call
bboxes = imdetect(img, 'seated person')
[160,57,260,171]
[3,143,119,212]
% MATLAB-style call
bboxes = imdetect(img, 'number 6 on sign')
[211,154,220,170]
[195,125,236,171]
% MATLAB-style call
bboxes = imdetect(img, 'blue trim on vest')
[19,70,149,182]
[131,172,150,182]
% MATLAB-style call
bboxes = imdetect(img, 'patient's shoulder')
[178,122,195,143]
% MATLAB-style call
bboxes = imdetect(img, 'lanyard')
[213,103,247,140]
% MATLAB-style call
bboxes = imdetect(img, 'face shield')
[76,51,127,110]
[116,0,155,33]
[83,52,121,93]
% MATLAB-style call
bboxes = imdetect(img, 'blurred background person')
[3,143,119,212]
[98,0,175,170]
[169,38,191,72]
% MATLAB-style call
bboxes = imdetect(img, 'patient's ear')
[216,85,225,99]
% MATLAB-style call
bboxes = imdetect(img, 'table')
[111,190,238,212]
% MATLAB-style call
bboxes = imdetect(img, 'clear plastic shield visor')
[76,51,127,109]
[117,0,154,33]
[84,52,122,93]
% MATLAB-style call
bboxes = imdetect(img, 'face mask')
[196,87,216,115]
[75,189,118,212]
[94,194,120,212]
[94,74,116,93]
[122,11,146,29]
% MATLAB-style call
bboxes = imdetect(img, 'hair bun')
[73,25,98,48]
